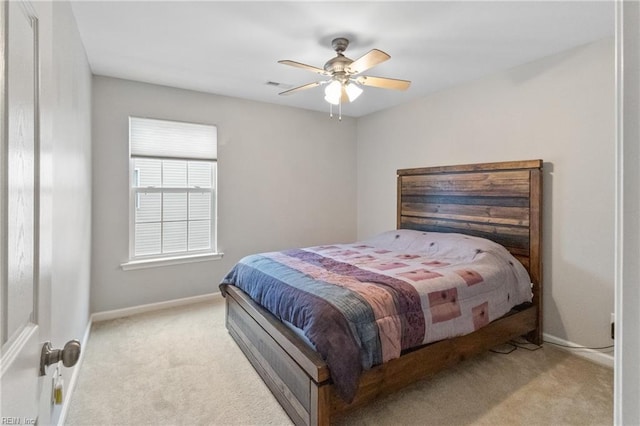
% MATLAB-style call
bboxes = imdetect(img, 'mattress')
[220,229,532,402]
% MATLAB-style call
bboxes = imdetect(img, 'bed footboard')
[225,285,330,426]
[224,285,537,426]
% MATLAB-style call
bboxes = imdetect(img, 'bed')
[220,159,543,425]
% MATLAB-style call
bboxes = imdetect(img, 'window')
[123,117,220,269]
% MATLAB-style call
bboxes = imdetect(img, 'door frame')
[614,1,640,425]
[0,0,7,354]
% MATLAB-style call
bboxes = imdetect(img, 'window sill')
[121,252,224,271]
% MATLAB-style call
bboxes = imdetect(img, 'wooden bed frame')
[224,159,543,425]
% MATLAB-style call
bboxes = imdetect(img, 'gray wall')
[90,77,357,312]
[356,38,615,349]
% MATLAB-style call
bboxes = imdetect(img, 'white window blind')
[130,117,217,160]
[129,117,217,262]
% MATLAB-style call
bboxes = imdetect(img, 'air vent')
[266,81,293,90]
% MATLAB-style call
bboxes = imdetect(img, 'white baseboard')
[543,333,614,369]
[91,292,222,323]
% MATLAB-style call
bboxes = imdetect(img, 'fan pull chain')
[328,99,342,121]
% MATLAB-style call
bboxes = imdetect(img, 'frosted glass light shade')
[324,80,342,105]
[345,82,363,102]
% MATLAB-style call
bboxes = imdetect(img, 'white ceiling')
[70,1,614,117]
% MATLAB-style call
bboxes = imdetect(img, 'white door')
[1,1,49,423]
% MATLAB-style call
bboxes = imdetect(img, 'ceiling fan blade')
[278,81,322,96]
[355,75,411,91]
[347,49,390,75]
[278,60,328,75]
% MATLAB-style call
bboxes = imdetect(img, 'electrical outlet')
[611,313,615,340]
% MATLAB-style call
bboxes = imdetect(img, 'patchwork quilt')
[220,229,532,402]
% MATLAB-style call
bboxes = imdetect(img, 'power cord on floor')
[543,340,614,351]
[489,342,517,354]
[511,338,542,351]
[490,337,614,356]
[490,338,542,355]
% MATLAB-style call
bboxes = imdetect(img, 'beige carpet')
[65,297,613,426]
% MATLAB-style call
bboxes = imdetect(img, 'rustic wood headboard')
[397,159,543,342]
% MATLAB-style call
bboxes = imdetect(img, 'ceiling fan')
[278,37,411,107]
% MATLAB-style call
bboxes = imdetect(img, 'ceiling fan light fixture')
[278,37,411,117]
[324,80,342,105]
